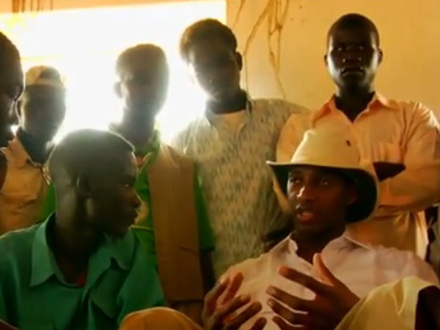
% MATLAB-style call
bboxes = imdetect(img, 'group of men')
[0,12,439,330]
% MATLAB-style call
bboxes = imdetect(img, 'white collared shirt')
[222,233,439,330]
[172,98,308,276]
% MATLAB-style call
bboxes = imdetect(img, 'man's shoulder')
[252,98,309,115]
[0,225,38,266]
[157,143,195,170]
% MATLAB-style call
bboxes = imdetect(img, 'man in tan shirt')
[277,13,440,258]
[0,66,66,234]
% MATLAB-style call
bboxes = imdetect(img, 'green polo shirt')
[0,215,165,330]
[124,131,214,267]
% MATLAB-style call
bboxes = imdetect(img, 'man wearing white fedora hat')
[212,127,437,330]
[277,13,440,260]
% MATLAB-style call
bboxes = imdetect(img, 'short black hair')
[179,19,237,62]
[49,129,134,186]
[115,44,167,77]
[0,32,20,59]
[328,13,380,46]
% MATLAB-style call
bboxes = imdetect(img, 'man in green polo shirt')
[111,43,214,325]
[0,129,164,330]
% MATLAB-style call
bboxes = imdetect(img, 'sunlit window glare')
[0,1,225,142]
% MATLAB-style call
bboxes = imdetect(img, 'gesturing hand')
[203,273,267,330]
[267,253,359,330]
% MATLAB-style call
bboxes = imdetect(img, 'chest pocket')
[367,142,404,163]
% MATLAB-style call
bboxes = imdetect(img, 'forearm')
[379,161,440,212]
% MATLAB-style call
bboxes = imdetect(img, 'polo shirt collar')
[30,216,56,287]
[30,215,135,288]
[7,137,31,168]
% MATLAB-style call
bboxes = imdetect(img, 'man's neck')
[50,213,101,282]
[0,126,14,148]
[207,89,248,115]
[117,110,155,146]
[292,226,345,263]
[17,129,53,164]
[335,87,375,122]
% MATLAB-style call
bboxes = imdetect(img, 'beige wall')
[0,0,207,12]
[228,0,440,118]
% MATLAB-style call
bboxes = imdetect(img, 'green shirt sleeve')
[194,169,215,252]
[117,237,165,326]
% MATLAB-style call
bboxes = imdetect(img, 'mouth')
[295,207,316,223]
[341,67,364,75]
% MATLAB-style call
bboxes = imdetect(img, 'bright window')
[0,1,225,142]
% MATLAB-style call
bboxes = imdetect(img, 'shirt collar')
[205,93,254,126]
[30,215,134,288]
[312,92,396,125]
[7,137,32,168]
[279,231,373,256]
[31,216,57,287]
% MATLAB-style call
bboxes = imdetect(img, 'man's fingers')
[249,318,267,330]
[266,286,321,314]
[225,302,263,330]
[221,273,244,305]
[210,295,251,328]
[278,266,331,297]
[272,316,306,330]
[205,277,230,313]
[267,298,311,327]
[313,253,342,287]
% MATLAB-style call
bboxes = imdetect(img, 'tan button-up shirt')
[0,137,50,234]
[277,93,440,258]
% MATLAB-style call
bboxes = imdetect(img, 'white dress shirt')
[222,233,439,330]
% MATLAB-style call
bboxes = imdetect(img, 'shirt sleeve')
[276,112,311,162]
[379,103,440,212]
[194,169,215,252]
[117,237,166,326]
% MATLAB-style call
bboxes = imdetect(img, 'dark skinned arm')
[373,161,405,181]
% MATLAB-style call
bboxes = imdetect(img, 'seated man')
[118,276,440,330]
[277,13,440,259]
[0,129,164,330]
[0,66,66,234]
[218,127,438,330]
[111,44,214,324]
[0,32,23,149]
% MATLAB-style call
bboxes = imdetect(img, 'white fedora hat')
[268,127,379,223]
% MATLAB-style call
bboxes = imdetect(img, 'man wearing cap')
[215,127,438,330]
[0,65,66,234]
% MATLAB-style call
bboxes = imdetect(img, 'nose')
[296,183,316,201]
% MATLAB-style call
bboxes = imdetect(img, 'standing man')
[0,66,66,234]
[0,32,23,148]
[112,44,214,324]
[277,13,440,258]
[174,19,307,276]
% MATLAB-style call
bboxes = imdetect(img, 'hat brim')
[268,161,378,223]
